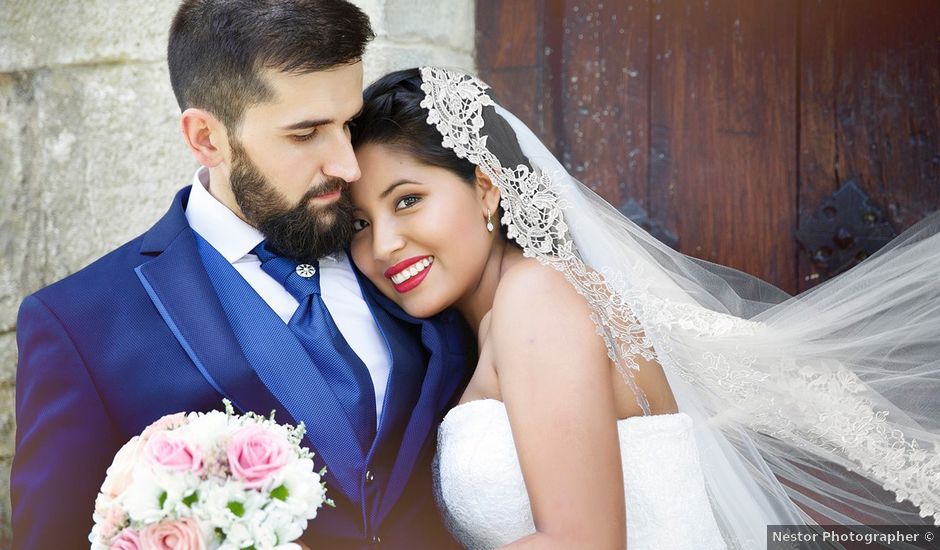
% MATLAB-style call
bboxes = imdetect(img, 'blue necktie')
[252,241,377,453]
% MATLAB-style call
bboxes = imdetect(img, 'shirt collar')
[184,167,265,263]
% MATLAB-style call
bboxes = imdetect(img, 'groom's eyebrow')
[380,180,421,199]
[281,118,331,131]
[280,107,363,131]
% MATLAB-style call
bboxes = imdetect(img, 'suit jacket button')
[365,470,375,484]
[372,535,382,544]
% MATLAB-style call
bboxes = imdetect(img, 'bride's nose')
[371,219,406,262]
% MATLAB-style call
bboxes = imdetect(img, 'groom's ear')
[474,166,501,213]
[180,108,228,168]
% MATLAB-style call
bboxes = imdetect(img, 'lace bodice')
[433,399,727,549]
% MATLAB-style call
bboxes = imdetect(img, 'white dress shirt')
[184,167,391,421]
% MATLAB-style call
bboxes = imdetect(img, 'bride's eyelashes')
[351,194,423,233]
[395,194,422,210]
[351,217,370,232]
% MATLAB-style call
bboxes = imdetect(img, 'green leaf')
[158,491,167,509]
[182,491,199,507]
[241,546,257,550]
[270,484,289,501]
[227,501,245,517]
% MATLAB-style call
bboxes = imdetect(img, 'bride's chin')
[397,293,449,320]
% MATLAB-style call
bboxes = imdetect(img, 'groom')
[12,1,469,548]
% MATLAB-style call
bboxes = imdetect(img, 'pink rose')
[99,505,128,541]
[143,431,204,475]
[227,424,292,488]
[141,413,189,441]
[109,528,142,550]
[140,518,204,550]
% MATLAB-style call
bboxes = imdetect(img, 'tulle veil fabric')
[417,66,940,548]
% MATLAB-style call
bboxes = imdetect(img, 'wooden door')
[476,0,940,294]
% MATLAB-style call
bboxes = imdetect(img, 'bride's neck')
[455,239,524,333]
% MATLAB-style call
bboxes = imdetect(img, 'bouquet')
[89,400,331,550]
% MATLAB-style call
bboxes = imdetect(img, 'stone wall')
[0,0,474,545]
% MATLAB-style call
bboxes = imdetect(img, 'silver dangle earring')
[485,209,494,233]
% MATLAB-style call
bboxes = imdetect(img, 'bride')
[347,67,940,549]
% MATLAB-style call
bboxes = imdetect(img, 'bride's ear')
[474,166,501,214]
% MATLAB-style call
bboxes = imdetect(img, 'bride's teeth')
[391,257,434,285]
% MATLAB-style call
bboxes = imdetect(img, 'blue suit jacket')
[12,186,471,549]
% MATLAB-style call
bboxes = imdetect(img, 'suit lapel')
[135,188,288,421]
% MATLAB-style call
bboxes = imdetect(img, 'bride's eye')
[395,195,421,210]
[351,218,370,232]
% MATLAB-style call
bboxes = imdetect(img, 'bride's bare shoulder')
[493,257,582,308]
[490,257,601,352]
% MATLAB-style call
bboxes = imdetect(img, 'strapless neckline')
[443,397,692,429]
[434,398,727,549]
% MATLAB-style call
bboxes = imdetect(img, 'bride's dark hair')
[351,68,477,182]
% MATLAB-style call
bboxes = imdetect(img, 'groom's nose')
[322,132,361,183]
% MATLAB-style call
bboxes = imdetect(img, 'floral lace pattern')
[418,66,939,525]
[420,67,655,412]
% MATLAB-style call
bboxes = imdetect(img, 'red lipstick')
[384,255,431,278]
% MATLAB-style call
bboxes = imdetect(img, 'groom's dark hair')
[168,0,374,130]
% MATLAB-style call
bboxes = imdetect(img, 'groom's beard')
[229,140,354,264]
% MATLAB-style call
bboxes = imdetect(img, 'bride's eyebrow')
[379,179,422,199]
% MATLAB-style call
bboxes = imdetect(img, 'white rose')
[101,436,143,498]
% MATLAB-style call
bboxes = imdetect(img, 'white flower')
[120,467,167,524]
[195,480,247,532]
[262,505,304,544]
[271,459,325,519]
[181,410,233,453]
[224,520,252,548]
[247,518,279,548]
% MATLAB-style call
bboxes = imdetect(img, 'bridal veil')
[418,66,940,548]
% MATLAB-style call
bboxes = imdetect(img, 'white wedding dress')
[434,399,728,549]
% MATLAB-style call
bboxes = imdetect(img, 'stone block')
[0,0,178,72]
[2,63,195,326]
[352,0,388,37]
[0,383,13,461]
[384,0,474,52]
[0,74,42,334]
[0,457,9,548]
[363,40,476,86]
[0,332,16,387]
